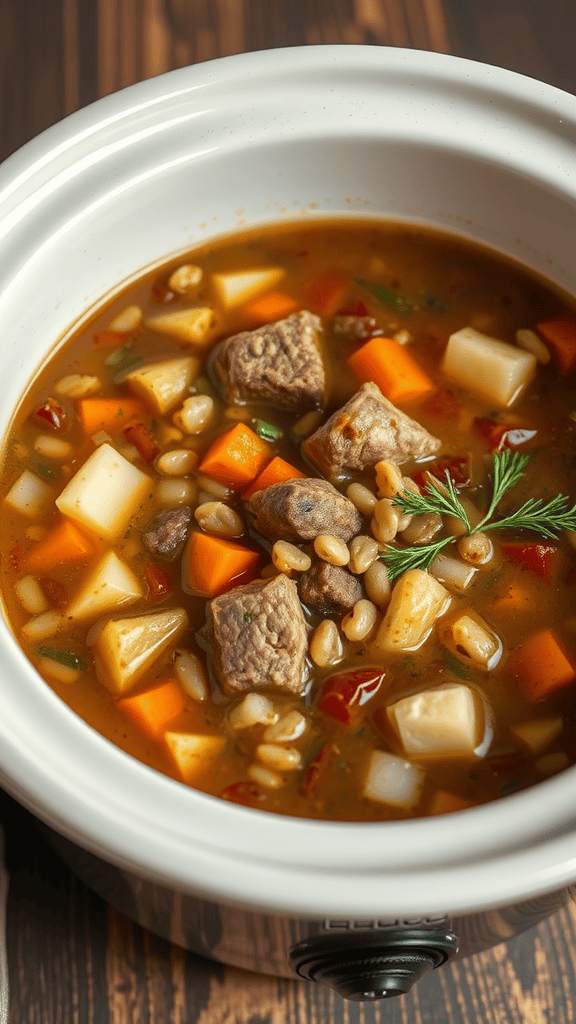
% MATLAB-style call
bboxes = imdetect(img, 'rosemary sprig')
[381,451,576,581]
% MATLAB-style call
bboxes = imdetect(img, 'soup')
[2,219,576,821]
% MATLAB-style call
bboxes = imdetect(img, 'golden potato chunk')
[372,569,450,653]
[387,683,484,759]
[145,307,218,347]
[126,356,200,414]
[94,607,188,694]
[56,443,152,540]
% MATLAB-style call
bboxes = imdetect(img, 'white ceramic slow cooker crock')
[2,45,576,1001]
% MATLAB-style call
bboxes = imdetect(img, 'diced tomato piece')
[151,279,175,303]
[144,563,172,601]
[500,542,557,579]
[302,274,348,317]
[38,577,68,610]
[34,398,67,431]
[220,782,265,807]
[413,454,470,491]
[301,744,333,797]
[92,329,132,347]
[474,417,537,452]
[337,299,370,318]
[421,387,461,420]
[124,421,160,464]
[319,668,385,726]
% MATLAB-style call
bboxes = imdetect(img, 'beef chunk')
[298,560,363,615]
[209,574,308,695]
[249,478,362,543]
[212,310,325,411]
[142,506,192,558]
[303,382,441,478]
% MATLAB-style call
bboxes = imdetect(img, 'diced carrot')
[198,423,272,490]
[118,679,187,739]
[184,531,261,597]
[242,456,306,499]
[77,397,149,435]
[429,790,473,815]
[25,517,94,571]
[500,542,557,579]
[242,291,300,326]
[93,329,132,347]
[509,629,576,701]
[347,336,435,404]
[489,581,533,615]
[124,421,160,464]
[536,312,576,373]
[302,274,348,317]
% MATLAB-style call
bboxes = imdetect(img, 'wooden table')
[2,1,576,1020]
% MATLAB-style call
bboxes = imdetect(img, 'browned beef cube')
[212,310,325,411]
[298,560,363,615]
[142,506,192,558]
[248,478,362,543]
[209,574,308,695]
[303,382,441,478]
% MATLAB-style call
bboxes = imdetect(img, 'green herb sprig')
[381,450,576,581]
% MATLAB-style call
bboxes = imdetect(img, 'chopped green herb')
[113,355,144,383]
[423,294,448,313]
[255,419,283,442]
[355,277,414,315]
[190,376,213,396]
[243,612,254,623]
[302,735,324,769]
[36,462,58,480]
[36,646,87,672]
[444,652,473,681]
[104,343,133,368]
[149,419,158,435]
[337,759,349,772]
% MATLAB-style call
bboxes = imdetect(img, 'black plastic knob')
[290,927,459,1002]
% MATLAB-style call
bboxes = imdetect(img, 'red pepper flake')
[474,417,537,453]
[413,454,471,491]
[219,781,265,807]
[500,542,557,578]
[38,577,68,611]
[124,422,160,464]
[34,398,67,431]
[93,329,132,347]
[8,545,24,572]
[301,744,333,797]
[319,668,385,727]
[144,563,172,601]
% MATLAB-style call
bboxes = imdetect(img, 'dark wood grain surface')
[2,1,576,1021]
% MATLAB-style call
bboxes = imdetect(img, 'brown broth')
[2,218,576,821]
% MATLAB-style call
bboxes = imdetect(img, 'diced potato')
[387,683,484,759]
[108,304,142,332]
[372,569,451,653]
[4,470,54,518]
[437,609,502,671]
[126,356,200,415]
[164,731,225,781]
[14,575,49,615]
[56,443,152,540]
[511,717,563,753]
[94,607,188,695]
[362,750,424,809]
[65,551,143,621]
[211,267,285,309]
[145,307,218,347]
[168,264,203,295]
[443,326,536,407]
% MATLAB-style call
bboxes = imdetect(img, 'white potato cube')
[437,609,502,671]
[56,443,152,540]
[443,327,536,407]
[211,267,285,308]
[362,750,424,809]
[372,569,450,653]
[65,551,143,621]
[387,683,484,759]
[145,307,218,346]
[94,607,188,695]
[126,356,200,414]
[4,470,54,518]
[164,732,225,781]
[511,717,563,753]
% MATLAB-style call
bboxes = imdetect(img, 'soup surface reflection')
[2,219,576,820]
